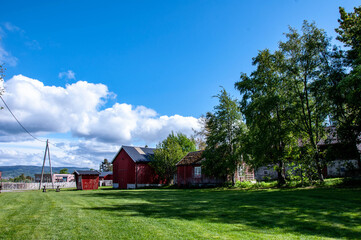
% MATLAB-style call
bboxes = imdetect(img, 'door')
[118,169,127,189]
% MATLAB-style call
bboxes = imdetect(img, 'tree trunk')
[315,152,324,183]
[357,150,361,175]
[277,160,286,186]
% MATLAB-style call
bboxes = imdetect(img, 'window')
[238,165,244,177]
[264,170,269,175]
[194,167,202,178]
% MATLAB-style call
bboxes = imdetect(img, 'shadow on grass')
[82,188,361,239]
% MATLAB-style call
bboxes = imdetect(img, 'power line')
[1,95,100,164]
[0,95,47,143]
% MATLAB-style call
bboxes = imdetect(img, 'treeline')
[201,6,361,185]
[151,6,360,186]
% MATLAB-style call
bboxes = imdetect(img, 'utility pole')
[39,140,54,190]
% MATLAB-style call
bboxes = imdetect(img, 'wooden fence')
[1,182,76,191]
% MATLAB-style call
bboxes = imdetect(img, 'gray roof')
[74,170,100,175]
[99,171,113,177]
[113,146,155,163]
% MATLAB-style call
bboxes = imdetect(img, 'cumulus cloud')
[58,70,76,80]
[0,74,201,167]
[0,74,201,146]
[0,139,114,168]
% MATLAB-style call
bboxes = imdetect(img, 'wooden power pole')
[39,139,54,190]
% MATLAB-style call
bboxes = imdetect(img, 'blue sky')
[0,0,359,168]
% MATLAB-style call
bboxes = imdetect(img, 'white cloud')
[4,22,24,33]
[0,74,201,167]
[0,22,40,67]
[0,43,18,67]
[0,24,18,66]
[58,70,76,80]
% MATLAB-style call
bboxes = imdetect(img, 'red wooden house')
[112,146,164,189]
[74,170,100,190]
[177,150,254,187]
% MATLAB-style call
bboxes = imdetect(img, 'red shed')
[112,146,164,189]
[177,150,255,187]
[74,170,100,190]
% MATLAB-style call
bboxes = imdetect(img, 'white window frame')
[194,166,202,178]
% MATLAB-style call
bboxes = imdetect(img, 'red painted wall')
[75,174,99,190]
[104,174,113,180]
[136,163,164,185]
[113,149,135,189]
[113,149,165,189]
[81,175,99,190]
[177,165,222,187]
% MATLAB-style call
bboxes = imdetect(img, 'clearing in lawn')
[0,187,360,239]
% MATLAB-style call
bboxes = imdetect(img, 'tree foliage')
[329,6,361,170]
[235,50,295,185]
[235,21,334,183]
[279,21,332,182]
[202,88,246,184]
[99,159,113,172]
[151,132,196,184]
[192,116,208,150]
[59,168,69,174]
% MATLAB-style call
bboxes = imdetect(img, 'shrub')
[240,181,253,188]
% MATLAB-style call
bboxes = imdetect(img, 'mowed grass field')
[0,187,360,240]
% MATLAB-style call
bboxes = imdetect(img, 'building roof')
[99,171,113,178]
[176,150,205,166]
[112,146,156,163]
[74,170,100,175]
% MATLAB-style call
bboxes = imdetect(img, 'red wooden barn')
[99,171,113,180]
[74,170,100,190]
[177,150,255,187]
[112,146,164,189]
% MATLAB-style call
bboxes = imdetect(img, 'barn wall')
[113,149,135,189]
[136,163,164,185]
[81,175,99,190]
[104,174,113,180]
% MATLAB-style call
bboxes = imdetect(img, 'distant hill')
[0,165,91,178]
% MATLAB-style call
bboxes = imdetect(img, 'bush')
[240,181,253,188]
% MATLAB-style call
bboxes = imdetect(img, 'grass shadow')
[82,188,361,239]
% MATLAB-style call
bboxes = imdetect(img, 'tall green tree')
[235,50,295,185]
[151,132,196,184]
[202,88,246,185]
[329,6,361,170]
[236,21,333,183]
[279,21,332,182]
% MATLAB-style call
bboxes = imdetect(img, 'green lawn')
[0,187,360,239]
